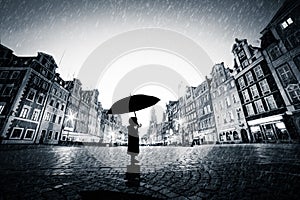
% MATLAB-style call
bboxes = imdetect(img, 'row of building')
[163,0,300,146]
[0,44,124,144]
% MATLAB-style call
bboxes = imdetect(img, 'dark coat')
[127,125,139,154]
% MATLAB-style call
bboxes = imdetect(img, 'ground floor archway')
[241,129,249,143]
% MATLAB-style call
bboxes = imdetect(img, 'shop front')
[200,128,216,144]
[218,127,243,144]
[248,115,291,143]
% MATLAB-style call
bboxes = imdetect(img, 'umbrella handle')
[133,111,142,127]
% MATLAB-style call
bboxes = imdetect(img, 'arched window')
[287,84,300,103]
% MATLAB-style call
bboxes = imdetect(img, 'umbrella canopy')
[107,94,160,114]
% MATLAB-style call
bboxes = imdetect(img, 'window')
[238,50,245,59]
[20,106,30,118]
[242,60,249,68]
[0,102,5,114]
[268,45,282,60]
[230,80,235,88]
[259,79,270,94]
[207,105,211,113]
[225,97,231,107]
[236,108,242,120]
[49,99,54,106]
[265,95,277,110]
[0,71,9,79]
[220,86,224,93]
[245,71,254,84]
[280,17,293,29]
[42,82,48,90]
[45,112,51,121]
[287,84,300,103]
[250,85,259,98]
[242,90,250,102]
[238,77,246,89]
[245,103,255,116]
[24,129,35,140]
[37,94,44,104]
[32,109,40,121]
[52,114,57,123]
[54,132,59,140]
[204,106,207,114]
[254,65,264,79]
[219,100,223,110]
[58,116,62,124]
[254,99,265,113]
[47,131,53,139]
[229,111,234,121]
[286,31,300,50]
[41,69,47,76]
[2,85,13,96]
[33,77,40,85]
[277,64,296,87]
[294,55,300,71]
[10,128,23,139]
[27,89,36,101]
[55,102,60,109]
[232,94,237,103]
[52,88,57,95]
[11,71,20,79]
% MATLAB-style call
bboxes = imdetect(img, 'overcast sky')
[1,0,284,73]
[0,0,285,128]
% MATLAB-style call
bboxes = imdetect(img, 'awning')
[248,115,283,126]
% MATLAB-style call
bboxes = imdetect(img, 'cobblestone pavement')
[0,144,300,200]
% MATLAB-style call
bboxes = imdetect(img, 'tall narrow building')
[211,62,249,143]
[232,38,290,143]
[260,0,300,141]
[183,86,197,146]
[193,77,216,144]
[36,73,69,144]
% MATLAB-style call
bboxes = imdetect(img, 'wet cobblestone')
[0,144,300,199]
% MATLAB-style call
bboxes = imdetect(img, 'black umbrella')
[107,94,160,115]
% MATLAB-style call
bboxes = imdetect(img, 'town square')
[0,0,300,199]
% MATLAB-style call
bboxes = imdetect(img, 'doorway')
[241,129,249,143]
[39,130,46,144]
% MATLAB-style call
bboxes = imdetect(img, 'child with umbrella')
[107,94,160,163]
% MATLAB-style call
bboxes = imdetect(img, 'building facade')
[36,74,69,144]
[177,96,186,145]
[232,39,290,143]
[0,44,61,144]
[182,86,197,146]
[166,101,180,145]
[100,109,124,145]
[211,62,248,143]
[61,78,102,143]
[260,0,300,141]
[146,107,159,144]
[193,77,216,144]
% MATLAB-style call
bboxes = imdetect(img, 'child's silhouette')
[127,117,141,163]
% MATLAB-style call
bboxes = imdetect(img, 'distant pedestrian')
[127,117,141,163]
